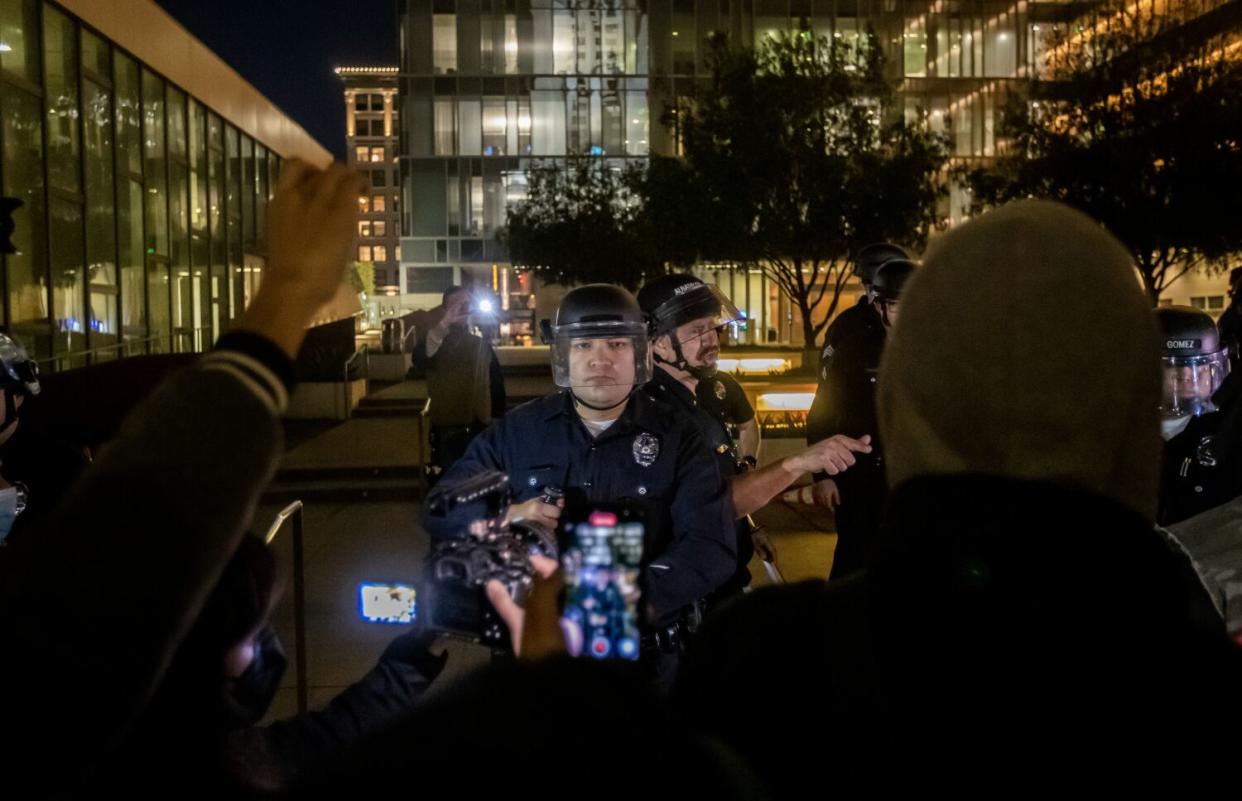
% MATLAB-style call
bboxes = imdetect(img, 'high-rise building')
[336,65,402,317]
[397,1,1241,341]
[0,0,330,369]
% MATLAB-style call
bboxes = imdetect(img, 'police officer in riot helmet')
[425,284,737,688]
[639,274,871,601]
[0,332,87,546]
[1156,306,1242,525]
[807,255,918,580]
[806,243,907,508]
[871,258,916,330]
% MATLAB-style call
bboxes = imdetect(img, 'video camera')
[360,471,560,651]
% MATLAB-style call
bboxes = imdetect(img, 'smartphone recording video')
[559,507,644,661]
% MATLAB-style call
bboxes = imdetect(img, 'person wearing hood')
[673,200,1240,795]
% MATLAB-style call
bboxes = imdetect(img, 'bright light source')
[0,43,11,53]
[477,299,494,313]
[757,392,815,412]
[717,358,791,375]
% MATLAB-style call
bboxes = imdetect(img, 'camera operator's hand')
[503,498,563,532]
[234,159,365,358]
[786,434,871,477]
[437,297,471,332]
[485,555,566,659]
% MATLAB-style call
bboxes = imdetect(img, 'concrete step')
[276,464,422,483]
[262,477,424,504]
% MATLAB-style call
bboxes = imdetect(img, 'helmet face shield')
[549,320,653,389]
[0,334,38,395]
[1161,350,1228,419]
[651,284,744,345]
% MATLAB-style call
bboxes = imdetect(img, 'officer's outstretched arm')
[643,429,738,623]
[729,435,871,519]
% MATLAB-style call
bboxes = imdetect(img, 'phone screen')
[559,509,644,661]
[359,582,418,624]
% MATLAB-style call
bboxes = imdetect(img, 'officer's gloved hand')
[485,555,565,659]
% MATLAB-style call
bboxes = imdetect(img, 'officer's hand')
[751,527,777,563]
[812,478,841,512]
[791,435,871,477]
[503,498,563,531]
[485,555,566,659]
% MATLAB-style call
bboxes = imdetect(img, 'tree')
[648,25,948,349]
[350,260,376,298]
[964,8,1242,302]
[498,157,668,291]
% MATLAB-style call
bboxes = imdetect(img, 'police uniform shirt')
[695,372,755,430]
[648,368,756,582]
[427,390,738,624]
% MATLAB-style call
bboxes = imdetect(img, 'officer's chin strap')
[655,335,717,381]
[570,386,636,414]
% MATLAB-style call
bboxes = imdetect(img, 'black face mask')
[220,624,287,727]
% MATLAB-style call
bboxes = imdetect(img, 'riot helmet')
[544,285,652,410]
[1156,306,1228,420]
[853,243,909,288]
[637,274,742,379]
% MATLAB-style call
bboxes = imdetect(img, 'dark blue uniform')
[806,298,888,579]
[646,369,753,599]
[426,389,737,625]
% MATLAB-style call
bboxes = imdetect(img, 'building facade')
[396,0,1240,342]
[0,0,330,370]
[336,65,403,315]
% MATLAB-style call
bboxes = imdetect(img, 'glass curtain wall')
[0,0,280,369]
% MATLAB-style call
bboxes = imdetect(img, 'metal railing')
[33,327,216,371]
[264,500,309,715]
[343,345,371,418]
[417,397,430,491]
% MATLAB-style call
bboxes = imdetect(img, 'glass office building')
[400,1,1238,343]
[0,0,329,370]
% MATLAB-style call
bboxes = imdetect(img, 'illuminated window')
[359,221,372,237]
[373,245,388,262]
[355,145,368,162]
[370,146,385,162]
[372,194,386,212]
[358,245,373,261]
[434,14,457,74]
[357,195,370,212]
[373,220,387,236]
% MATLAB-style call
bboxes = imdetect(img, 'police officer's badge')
[632,433,660,467]
[714,380,727,401]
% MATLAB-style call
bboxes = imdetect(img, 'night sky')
[154,0,399,161]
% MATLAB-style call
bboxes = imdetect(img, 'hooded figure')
[675,201,1240,796]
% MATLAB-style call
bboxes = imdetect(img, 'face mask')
[220,624,287,727]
